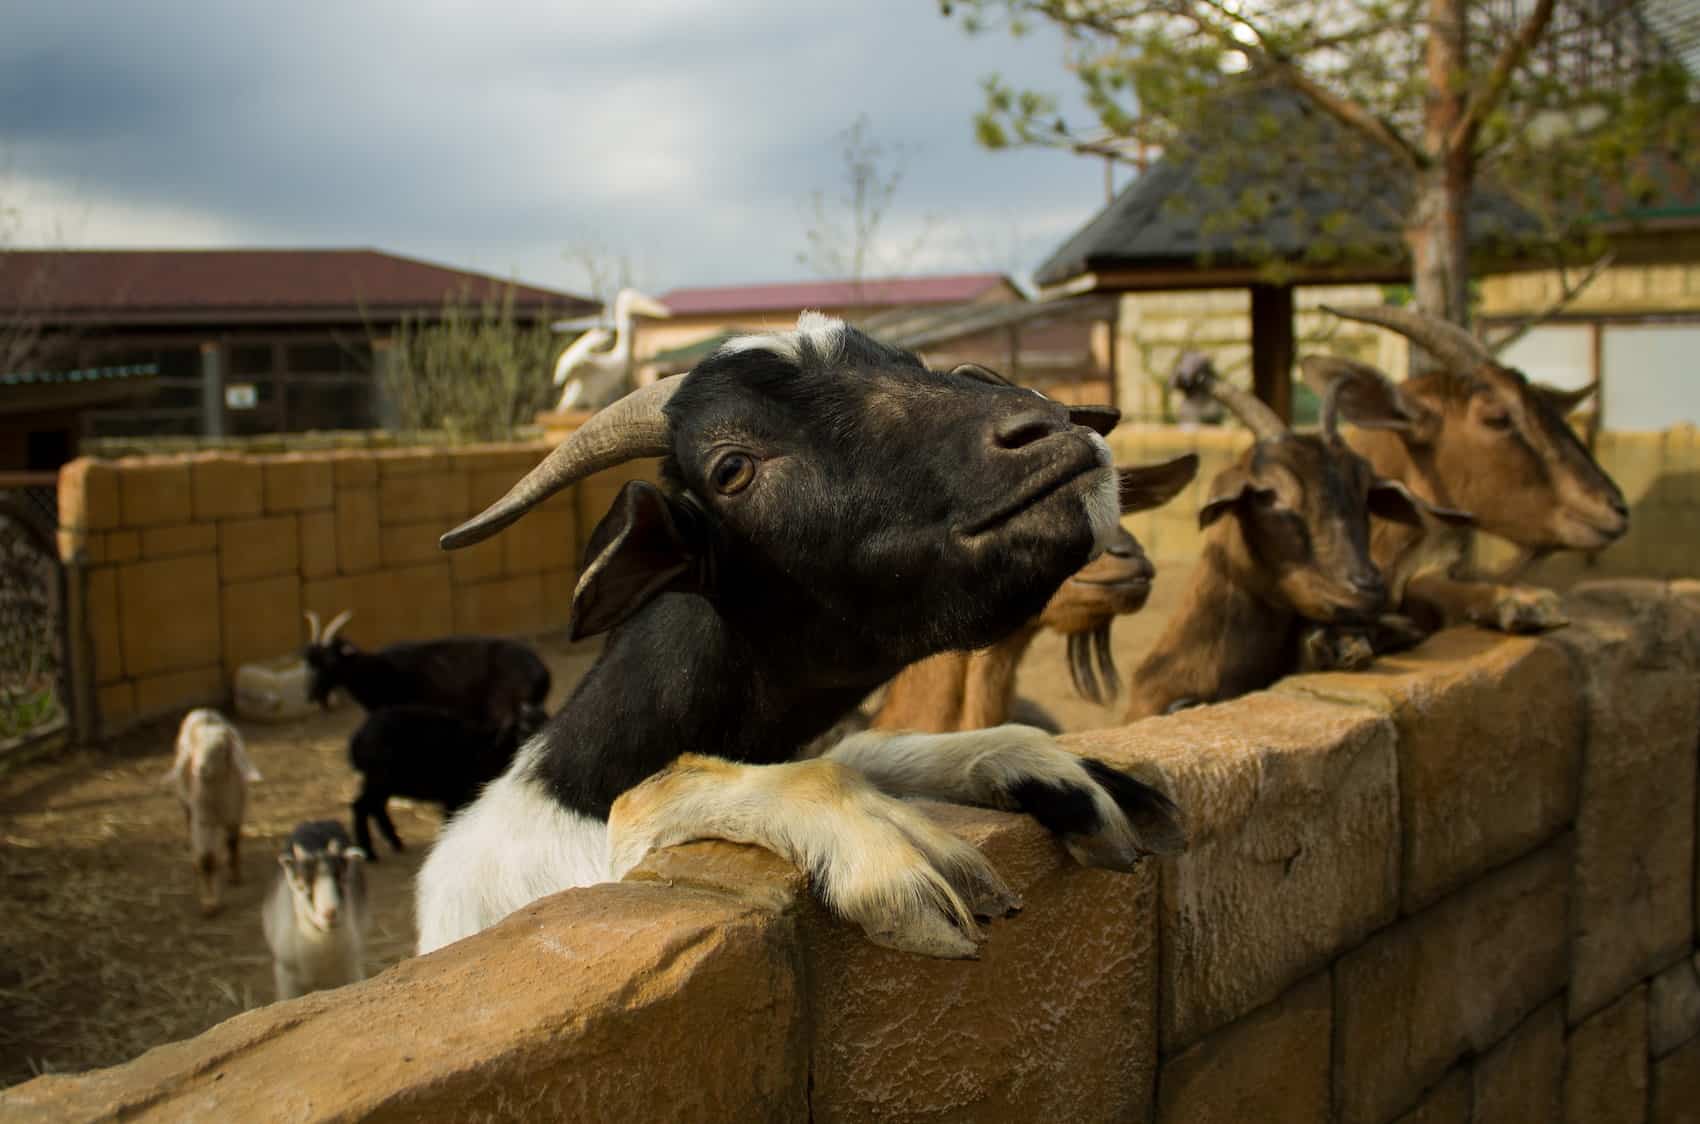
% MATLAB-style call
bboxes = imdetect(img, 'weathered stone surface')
[117,555,220,678]
[501,505,575,575]
[95,680,134,733]
[84,566,123,684]
[298,509,337,580]
[374,563,452,645]
[1551,585,1700,1022]
[1565,984,1649,1124]
[260,454,334,512]
[221,575,302,671]
[1651,955,1700,1057]
[1282,629,1580,913]
[329,451,377,488]
[1474,1001,1564,1124]
[218,515,299,582]
[118,460,192,527]
[1070,693,1398,1050]
[1156,973,1330,1124]
[0,883,806,1123]
[1393,1067,1469,1124]
[132,665,222,719]
[454,573,544,636]
[805,801,1160,1124]
[188,454,262,520]
[335,488,379,574]
[58,458,120,530]
[378,519,443,568]
[139,522,217,559]
[1652,1034,1700,1124]
[1333,841,1569,1124]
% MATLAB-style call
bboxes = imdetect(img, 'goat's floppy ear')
[570,480,702,641]
[1368,479,1476,528]
[1068,404,1121,436]
[1119,453,1199,513]
[1532,380,1597,417]
[1198,466,1271,528]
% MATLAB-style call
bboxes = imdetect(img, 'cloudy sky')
[0,1,1115,299]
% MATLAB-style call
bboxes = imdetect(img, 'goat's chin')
[1081,465,1121,557]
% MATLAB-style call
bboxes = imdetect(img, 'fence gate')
[0,473,68,756]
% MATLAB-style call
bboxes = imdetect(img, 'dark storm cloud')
[1,0,1106,292]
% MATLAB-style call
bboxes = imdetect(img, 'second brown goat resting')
[871,456,1199,734]
[1122,356,1472,722]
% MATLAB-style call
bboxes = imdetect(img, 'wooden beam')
[1250,284,1295,423]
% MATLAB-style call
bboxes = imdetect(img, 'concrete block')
[1333,841,1570,1124]
[1650,955,1700,1058]
[298,509,337,580]
[1392,1067,1468,1124]
[1474,1001,1564,1124]
[539,567,576,633]
[56,527,87,564]
[140,523,218,559]
[1652,1035,1700,1124]
[502,506,574,576]
[379,520,444,568]
[374,563,452,645]
[95,679,135,732]
[261,455,334,512]
[330,452,377,488]
[1156,974,1330,1124]
[448,536,505,584]
[132,665,223,719]
[189,454,262,520]
[117,460,192,527]
[1564,985,1649,1124]
[454,573,544,637]
[374,449,447,477]
[1071,694,1398,1051]
[85,566,123,685]
[378,471,467,525]
[103,530,138,563]
[221,574,302,672]
[301,572,382,649]
[335,488,379,574]
[117,554,221,678]
[218,515,299,582]
[58,458,120,531]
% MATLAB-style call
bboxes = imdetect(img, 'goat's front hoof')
[862,908,984,960]
[1053,759,1187,871]
[1480,587,1568,633]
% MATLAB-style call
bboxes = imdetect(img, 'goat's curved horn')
[1320,374,1347,446]
[303,610,321,645]
[322,610,354,644]
[441,376,684,550]
[1171,351,1286,441]
[1323,305,1490,373]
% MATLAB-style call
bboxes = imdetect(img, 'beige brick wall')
[54,438,644,739]
[11,580,1698,1122]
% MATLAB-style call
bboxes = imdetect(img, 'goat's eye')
[1481,409,1513,431]
[710,452,756,495]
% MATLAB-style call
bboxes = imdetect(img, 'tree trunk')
[1405,0,1475,372]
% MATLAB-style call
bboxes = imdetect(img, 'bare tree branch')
[1488,249,1615,356]
[1449,0,1559,155]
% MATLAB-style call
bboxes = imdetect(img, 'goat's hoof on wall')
[1480,587,1569,634]
[859,902,985,960]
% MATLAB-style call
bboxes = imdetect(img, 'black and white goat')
[349,702,549,859]
[261,820,369,1001]
[416,313,1186,959]
[302,610,551,726]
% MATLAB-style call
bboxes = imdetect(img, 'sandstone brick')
[335,488,379,574]
[301,572,381,649]
[1652,1035,1700,1124]
[103,530,138,563]
[1392,1067,1468,1124]
[1282,629,1580,912]
[379,520,443,568]
[218,515,299,582]
[1071,693,1398,1051]
[85,566,123,684]
[221,575,302,672]
[188,454,262,520]
[1651,955,1700,1057]
[1551,585,1700,1022]
[95,680,134,735]
[447,535,505,584]
[378,471,466,525]
[132,665,223,718]
[1565,985,1649,1124]
[261,455,334,512]
[539,566,576,633]
[454,573,544,636]
[1156,974,1330,1124]
[58,458,120,530]
[374,449,447,477]
[118,460,192,527]
[375,563,452,645]
[502,506,574,576]
[1474,1001,1564,1124]
[469,468,522,511]
[117,555,221,678]
[140,523,218,559]
[1333,842,1569,1124]
[298,510,337,580]
[330,452,377,488]
[55,526,87,564]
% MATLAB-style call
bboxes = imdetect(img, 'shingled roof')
[659,273,1015,316]
[0,249,597,326]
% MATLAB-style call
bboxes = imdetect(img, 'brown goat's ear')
[1532,380,1597,417]
[570,481,701,641]
[1198,466,1271,528]
[1368,480,1476,528]
[1119,453,1199,513]
[1069,404,1121,436]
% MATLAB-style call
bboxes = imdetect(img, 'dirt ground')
[0,568,1188,1088]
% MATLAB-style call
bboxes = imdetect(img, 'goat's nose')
[993,408,1067,451]
[1609,493,1629,518]
[1349,570,1386,601]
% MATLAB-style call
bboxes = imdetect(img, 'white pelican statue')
[551,288,671,411]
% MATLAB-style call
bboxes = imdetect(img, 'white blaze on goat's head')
[279,837,364,933]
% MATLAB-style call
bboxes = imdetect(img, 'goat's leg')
[226,828,242,885]
[822,726,1185,872]
[195,850,221,916]
[350,792,378,861]
[607,754,1019,959]
[1403,573,1567,634]
[372,798,406,854]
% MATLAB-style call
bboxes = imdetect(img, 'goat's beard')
[1082,464,1120,558]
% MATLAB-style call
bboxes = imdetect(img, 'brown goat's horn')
[322,609,354,644]
[1320,375,1347,445]
[303,610,321,645]
[441,376,684,550]
[1171,351,1286,441]
[1322,305,1490,373]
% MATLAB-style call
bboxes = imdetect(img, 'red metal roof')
[0,249,595,323]
[659,273,1014,316]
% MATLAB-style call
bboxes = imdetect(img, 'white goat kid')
[262,820,370,1001]
[166,707,261,915]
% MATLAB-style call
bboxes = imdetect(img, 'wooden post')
[1250,284,1294,422]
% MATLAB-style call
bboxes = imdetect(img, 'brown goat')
[1302,304,1628,638]
[1122,358,1471,721]
[871,456,1199,734]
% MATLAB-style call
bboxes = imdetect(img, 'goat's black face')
[303,639,353,708]
[573,317,1120,671]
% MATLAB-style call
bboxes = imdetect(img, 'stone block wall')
[8,580,1698,1122]
[56,443,657,739]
